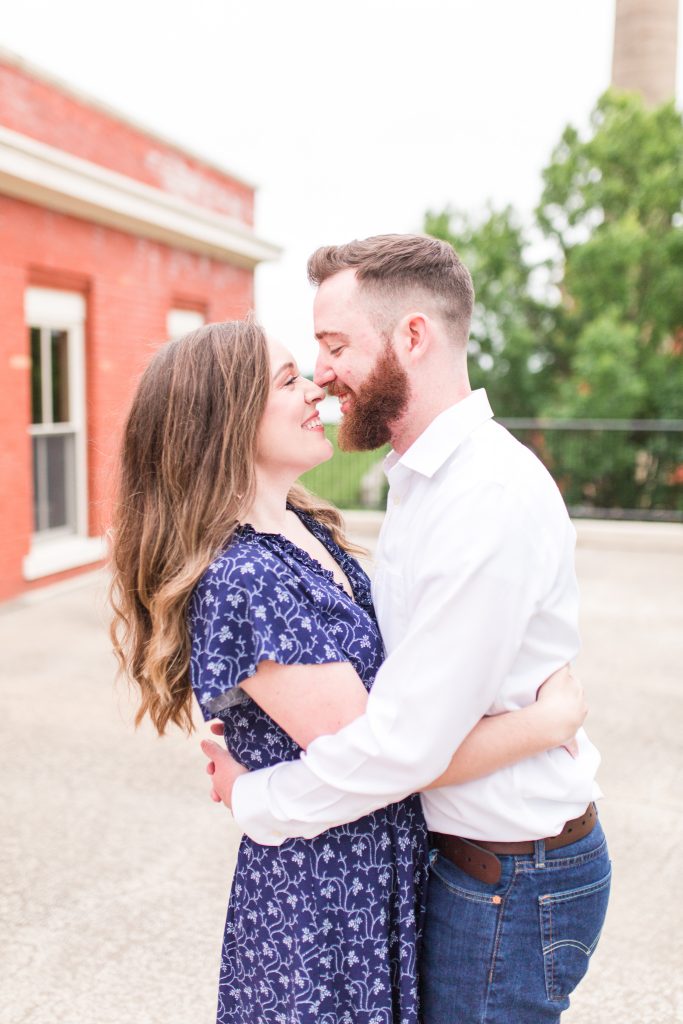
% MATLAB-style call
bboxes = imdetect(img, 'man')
[203,235,610,1022]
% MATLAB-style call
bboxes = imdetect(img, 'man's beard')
[330,342,411,452]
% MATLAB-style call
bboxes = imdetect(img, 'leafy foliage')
[425,206,556,416]
[425,91,683,513]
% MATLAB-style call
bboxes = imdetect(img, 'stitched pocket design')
[539,867,611,1001]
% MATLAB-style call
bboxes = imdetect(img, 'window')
[24,288,102,580]
[167,308,205,340]
[30,322,77,533]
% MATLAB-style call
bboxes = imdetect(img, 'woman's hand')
[535,665,587,758]
[201,723,248,809]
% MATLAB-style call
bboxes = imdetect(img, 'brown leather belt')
[429,804,597,885]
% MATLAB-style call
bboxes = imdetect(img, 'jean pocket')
[429,852,503,904]
[539,866,611,1001]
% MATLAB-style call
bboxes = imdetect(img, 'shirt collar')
[384,389,494,480]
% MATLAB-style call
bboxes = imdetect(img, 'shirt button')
[393,496,401,506]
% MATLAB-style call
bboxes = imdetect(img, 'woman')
[110,319,584,1024]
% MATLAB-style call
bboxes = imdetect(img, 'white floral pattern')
[189,510,428,1024]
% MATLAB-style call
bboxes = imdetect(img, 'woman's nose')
[304,379,326,404]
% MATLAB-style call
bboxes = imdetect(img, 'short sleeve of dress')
[189,543,347,720]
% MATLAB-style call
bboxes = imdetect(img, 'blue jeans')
[421,820,611,1023]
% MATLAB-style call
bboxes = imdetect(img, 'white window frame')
[23,288,103,580]
[167,307,205,340]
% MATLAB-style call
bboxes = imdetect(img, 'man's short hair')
[307,233,474,341]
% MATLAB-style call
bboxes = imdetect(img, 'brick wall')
[0,56,261,601]
[0,59,254,224]
[0,196,254,601]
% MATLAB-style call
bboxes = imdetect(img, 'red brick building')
[0,49,279,602]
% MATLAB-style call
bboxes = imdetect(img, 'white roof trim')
[0,46,256,190]
[0,125,281,269]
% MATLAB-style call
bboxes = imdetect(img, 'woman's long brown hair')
[109,318,360,736]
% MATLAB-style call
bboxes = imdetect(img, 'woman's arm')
[424,665,586,789]
[239,658,368,750]
[204,661,585,802]
[202,659,367,803]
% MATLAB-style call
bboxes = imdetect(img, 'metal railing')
[301,420,683,521]
[503,419,683,522]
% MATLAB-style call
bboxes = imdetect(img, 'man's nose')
[313,353,335,389]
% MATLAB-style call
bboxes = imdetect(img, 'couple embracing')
[111,234,610,1023]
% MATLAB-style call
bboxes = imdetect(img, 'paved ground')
[1,519,682,1024]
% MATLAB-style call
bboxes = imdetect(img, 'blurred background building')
[0,0,681,603]
[0,50,279,602]
[612,0,679,105]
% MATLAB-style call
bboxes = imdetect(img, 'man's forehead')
[313,277,369,337]
[313,267,358,308]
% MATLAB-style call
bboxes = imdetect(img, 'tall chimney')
[612,0,679,106]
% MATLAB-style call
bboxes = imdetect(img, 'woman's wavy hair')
[110,317,358,736]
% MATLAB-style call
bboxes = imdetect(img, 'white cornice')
[0,124,281,269]
[0,46,256,190]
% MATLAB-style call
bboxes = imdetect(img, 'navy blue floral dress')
[189,509,429,1024]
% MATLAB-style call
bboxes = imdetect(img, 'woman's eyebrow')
[273,361,297,380]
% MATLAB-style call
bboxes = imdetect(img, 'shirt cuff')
[231,766,288,846]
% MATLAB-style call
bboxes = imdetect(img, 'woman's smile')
[301,412,324,431]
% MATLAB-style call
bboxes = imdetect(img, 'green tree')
[537,91,683,420]
[427,92,683,418]
[426,91,683,513]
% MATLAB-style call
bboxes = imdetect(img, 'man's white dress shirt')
[232,390,601,845]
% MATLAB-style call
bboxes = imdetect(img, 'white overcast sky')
[2,0,682,371]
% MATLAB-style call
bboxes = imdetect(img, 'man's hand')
[536,665,587,758]
[201,722,248,809]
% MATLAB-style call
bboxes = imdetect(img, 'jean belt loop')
[534,839,546,869]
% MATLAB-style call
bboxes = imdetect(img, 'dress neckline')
[236,507,369,607]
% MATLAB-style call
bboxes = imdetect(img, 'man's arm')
[231,482,559,844]
[204,664,585,799]
[422,667,585,789]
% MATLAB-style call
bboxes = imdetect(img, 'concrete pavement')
[1,519,682,1024]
